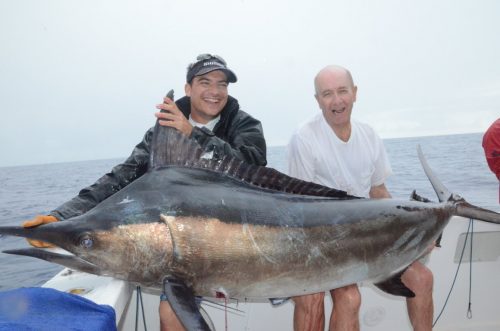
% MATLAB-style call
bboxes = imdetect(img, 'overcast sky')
[1,0,499,167]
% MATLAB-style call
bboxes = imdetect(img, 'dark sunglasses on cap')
[187,54,227,72]
[194,53,227,66]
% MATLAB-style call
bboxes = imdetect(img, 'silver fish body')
[135,167,452,299]
[2,125,499,331]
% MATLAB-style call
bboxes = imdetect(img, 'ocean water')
[0,133,498,291]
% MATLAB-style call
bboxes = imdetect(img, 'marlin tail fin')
[418,145,500,224]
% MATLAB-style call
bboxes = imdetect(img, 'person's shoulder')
[225,96,261,124]
[352,120,385,147]
[226,95,241,112]
[231,109,261,126]
[352,119,380,137]
[295,113,323,137]
[352,119,374,131]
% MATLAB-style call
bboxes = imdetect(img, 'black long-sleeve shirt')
[51,95,267,221]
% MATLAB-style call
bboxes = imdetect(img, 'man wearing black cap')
[154,54,265,164]
[21,54,267,330]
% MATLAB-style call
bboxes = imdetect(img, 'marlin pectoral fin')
[3,248,104,275]
[374,271,415,298]
[162,278,211,331]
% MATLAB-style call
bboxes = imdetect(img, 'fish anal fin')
[162,278,211,331]
[374,271,415,298]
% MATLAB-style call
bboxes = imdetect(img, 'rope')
[433,218,474,327]
[224,296,228,331]
[467,219,474,319]
[135,286,148,331]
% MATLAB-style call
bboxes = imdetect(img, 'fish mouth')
[0,217,101,250]
[0,223,104,274]
[3,247,104,275]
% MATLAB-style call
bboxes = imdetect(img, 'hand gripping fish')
[1,105,500,330]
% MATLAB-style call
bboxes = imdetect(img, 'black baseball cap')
[186,54,237,83]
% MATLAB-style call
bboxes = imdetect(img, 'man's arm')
[369,183,392,199]
[50,129,153,221]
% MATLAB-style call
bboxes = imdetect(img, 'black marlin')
[1,116,500,330]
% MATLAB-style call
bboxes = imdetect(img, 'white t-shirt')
[286,114,392,198]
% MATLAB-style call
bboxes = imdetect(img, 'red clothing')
[483,118,500,180]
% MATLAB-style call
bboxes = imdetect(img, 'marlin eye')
[80,235,94,249]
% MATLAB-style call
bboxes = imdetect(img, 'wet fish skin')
[1,165,458,297]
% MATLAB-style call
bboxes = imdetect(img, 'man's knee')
[403,262,434,294]
[331,285,361,311]
[293,292,325,310]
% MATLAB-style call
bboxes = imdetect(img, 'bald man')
[286,65,434,331]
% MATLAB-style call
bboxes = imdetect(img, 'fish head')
[1,211,174,285]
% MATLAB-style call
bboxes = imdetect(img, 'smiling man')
[155,54,266,164]
[21,54,267,331]
[287,65,434,331]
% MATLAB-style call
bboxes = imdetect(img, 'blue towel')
[0,287,116,331]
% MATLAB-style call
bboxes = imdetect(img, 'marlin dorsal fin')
[149,106,358,200]
[149,121,205,170]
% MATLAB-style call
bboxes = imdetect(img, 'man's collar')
[188,114,220,131]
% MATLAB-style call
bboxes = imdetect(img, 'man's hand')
[22,215,58,248]
[155,96,193,136]
[369,183,392,199]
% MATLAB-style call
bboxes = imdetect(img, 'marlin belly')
[160,195,450,299]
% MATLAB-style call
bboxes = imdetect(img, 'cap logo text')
[203,61,224,67]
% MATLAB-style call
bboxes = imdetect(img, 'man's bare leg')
[159,301,185,331]
[329,284,361,331]
[293,292,326,331]
[402,261,434,331]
